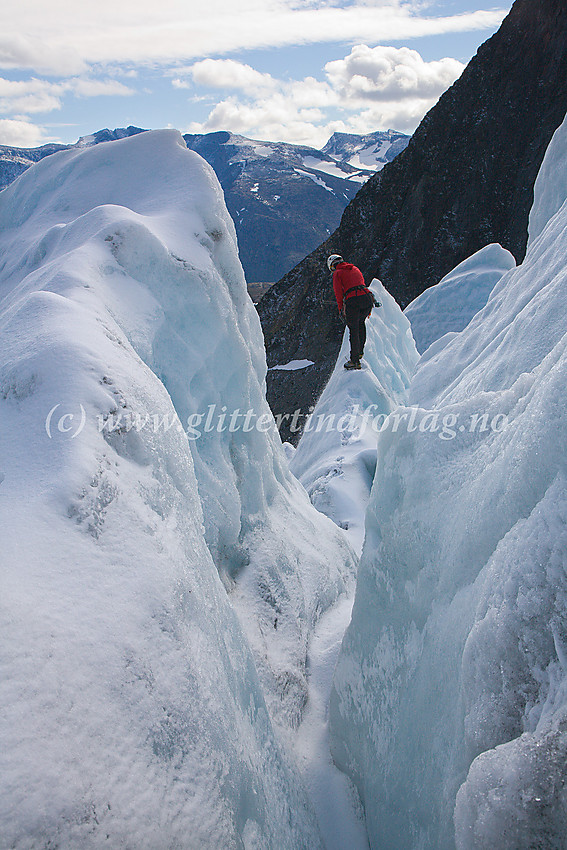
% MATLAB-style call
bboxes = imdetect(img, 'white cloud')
[0,78,62,98]
[0,75,135,119]
[185,44,465,146]
[0,2,506,147]
[189,95,328,145]
[325,44,464,102]
[0,35,86,76]
[338,98,441,134]
[188,59,277,93]
[0,78,65,114]
[287,77,338,108]
[0,117,49,146]
[70,79,135,97]
[0,93,62,114]
[0,2,508,75]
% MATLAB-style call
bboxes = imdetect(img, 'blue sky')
[0,0,511,149]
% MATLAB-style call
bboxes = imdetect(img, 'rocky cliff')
[258,0,567,443]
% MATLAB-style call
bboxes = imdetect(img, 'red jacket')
[332,262,367,312]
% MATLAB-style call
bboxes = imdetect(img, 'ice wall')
[2,129,356,736]
[0,130,350,848]
[403,243,515,355]
[330,113,567,849]
[528,115,567,247]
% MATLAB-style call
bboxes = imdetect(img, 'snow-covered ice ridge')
[329,113,567,848]
[0,129,357,848]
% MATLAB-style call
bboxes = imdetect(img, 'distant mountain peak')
[76,126,147,147]
[322,129,409,172]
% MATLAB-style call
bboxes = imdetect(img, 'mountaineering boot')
[344,359,362,370]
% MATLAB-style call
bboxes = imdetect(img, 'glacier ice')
[403,242,516,355]
[0,129,355,848]
[288,280,417,850]
[4,106,565,850]
[329,112,567,849]
[528,115,567,248]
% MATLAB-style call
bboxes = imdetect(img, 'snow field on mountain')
[0,129,356,848]
[329,113,567,849]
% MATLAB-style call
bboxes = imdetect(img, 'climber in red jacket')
[327,254,374,370]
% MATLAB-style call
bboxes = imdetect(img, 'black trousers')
[344,293,372,361]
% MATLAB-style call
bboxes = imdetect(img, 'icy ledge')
[403,242,516,355]
[291,279,418,555]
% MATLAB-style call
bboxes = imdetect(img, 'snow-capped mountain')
[75,126,147,147]
[322,129,409,172]
[0,127,408,285]
[183,130,408,283]
[183,130,381,284]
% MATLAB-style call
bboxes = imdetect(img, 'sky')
[0,0,512,150]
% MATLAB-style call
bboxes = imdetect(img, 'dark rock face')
[258,0,567,444]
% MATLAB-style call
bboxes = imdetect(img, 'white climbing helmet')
[327,254,343,272]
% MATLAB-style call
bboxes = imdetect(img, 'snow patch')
[294,167,335,193]
[302,156,358,181]
[252,144,273,157]
[270,359,315,371]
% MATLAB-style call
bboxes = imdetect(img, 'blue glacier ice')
[329,113,567,850]
[0,129,355,849]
